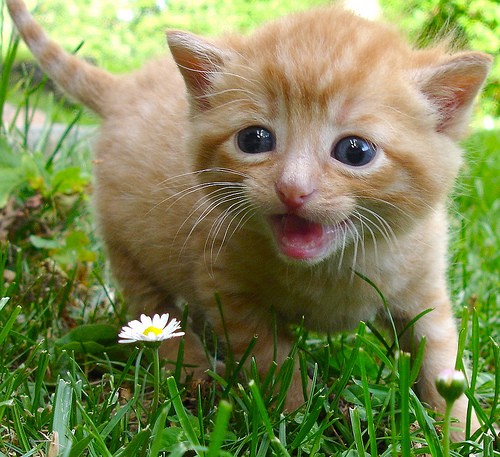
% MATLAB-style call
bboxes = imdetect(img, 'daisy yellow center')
[143,326,162,336]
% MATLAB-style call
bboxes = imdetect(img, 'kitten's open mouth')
[268,214,347,261]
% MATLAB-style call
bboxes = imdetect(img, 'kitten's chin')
[268,214,348,262]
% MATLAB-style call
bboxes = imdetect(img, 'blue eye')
[332,136,377,166]
[237,126,275,154]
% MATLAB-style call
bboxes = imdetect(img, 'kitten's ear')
[167,31,231,109]
[415,52,492,139]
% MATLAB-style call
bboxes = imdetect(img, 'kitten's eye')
[237,126,275,154]
[332,136,377,167]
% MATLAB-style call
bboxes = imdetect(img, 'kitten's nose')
[275,182,315,210]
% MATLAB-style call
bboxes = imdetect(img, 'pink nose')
[275,183,315,210]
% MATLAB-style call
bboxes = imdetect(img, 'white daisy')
[118,313,185,344]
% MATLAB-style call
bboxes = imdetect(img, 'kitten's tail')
[7,0,116,118]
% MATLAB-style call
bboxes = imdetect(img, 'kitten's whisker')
[191,98,256,118]
[175,186,239,237]
[173,63,260,90]
[205,198,246,264]
[206,200,255,272]
[350,227,361,279]
[195,87,258,100]
[213,203,257,264]
[152,180,244,214]
[155,167,250,188]
[351,210,380,267]
[149,181,217,215]
[337,214,354,271]
[177,188,245,258]
[355,206,398,251]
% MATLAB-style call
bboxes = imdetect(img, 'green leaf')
[0,168,25,207]
[50,166,89,194]
[161,427,185,449]
[0,137,43,206]
[0,137,21,168]
[54,230,97,264]
[56,324,118,350]
[29,235,63,250]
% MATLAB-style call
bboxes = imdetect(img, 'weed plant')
[0,3,498,455]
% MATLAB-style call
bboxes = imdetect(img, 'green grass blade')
[409,336,426,385]
[11,402,30,452]
[356,334,393,370]
[98,400,133,441]
[490,337,499,432]
[0,305,21,345]
[354,271,399,349]
[67,436,94,457]
[75,402,113,457]
[166,376,202,452]
[349,407,367,456]
[52,379,74,456]
[410,390,442,457]
[207,400,232,457]
[223,335,258,397]
[329,322,365,407]
[0,31,19,125]
[31,350,49,415]
[467,307,480,438]
[290,393,325,449]
[359,349,378,457]
[0,296,9,312]
[113,430,150,457]
[397,351,411,457]
[45,109,83,170]
[248,380,291,457]
[149,405,170,457]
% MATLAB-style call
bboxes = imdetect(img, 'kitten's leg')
[393,294,480,440]
[205,297,305,409]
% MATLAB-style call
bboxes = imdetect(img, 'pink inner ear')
[179,58,212,109]
[167,31,227,110]
[435,89,463,133]
[435,73,486,133]
[419,52,492,136]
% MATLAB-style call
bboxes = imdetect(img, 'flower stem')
[152,346,160,417]
[443,401,453,457]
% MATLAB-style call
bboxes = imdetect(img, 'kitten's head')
[167,7,491,263]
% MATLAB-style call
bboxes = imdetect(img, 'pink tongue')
[282,214,323,243]
[270,214,327,259]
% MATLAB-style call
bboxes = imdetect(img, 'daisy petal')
[118,313,186,345]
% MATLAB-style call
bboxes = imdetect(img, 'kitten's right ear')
[167,31,230,109]
[414,52,492,139]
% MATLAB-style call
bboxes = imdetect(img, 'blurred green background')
[4,0,499,119]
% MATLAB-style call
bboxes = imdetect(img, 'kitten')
[7,0,491,439]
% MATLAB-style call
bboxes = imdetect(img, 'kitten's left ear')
[415,52,492,139]
[167,31,232,110]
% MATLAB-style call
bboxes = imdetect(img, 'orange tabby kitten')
[7,0,491,439]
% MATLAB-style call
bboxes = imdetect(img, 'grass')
[0,6,499,457]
